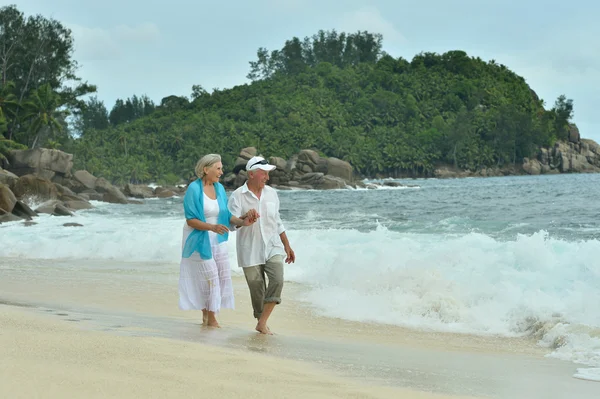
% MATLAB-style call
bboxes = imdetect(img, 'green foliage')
[67,30,575,182]
[2,8,576,183]
[0,138,26,164]
[0,4,95,143]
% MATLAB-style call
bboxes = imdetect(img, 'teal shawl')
[182,180,232,260]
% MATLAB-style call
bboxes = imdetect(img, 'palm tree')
[22,84,67,148]
[0,81,18,139]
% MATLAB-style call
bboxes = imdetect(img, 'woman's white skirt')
[178,227,235,312]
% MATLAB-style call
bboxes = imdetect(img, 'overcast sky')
[8,0,600,142]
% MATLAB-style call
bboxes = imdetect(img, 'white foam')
[2,209,599,378]
[574,368,600,382]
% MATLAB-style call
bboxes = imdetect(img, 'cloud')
[264,0,305,11]
[338,6,406,45]
[114,22,161,43]
[69,22,161,61]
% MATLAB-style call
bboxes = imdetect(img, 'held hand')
[243,209,260,224]
[212,224,229,235]
[284,246,295,264]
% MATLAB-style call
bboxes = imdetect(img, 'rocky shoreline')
[1,135,600,225]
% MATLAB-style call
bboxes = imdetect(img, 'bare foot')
[255,323,273,335]
[202,310,208,326]
[207,320,221,328]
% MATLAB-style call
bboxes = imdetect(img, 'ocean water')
[1,173,599,381]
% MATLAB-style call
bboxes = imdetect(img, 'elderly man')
[228,156,295,334]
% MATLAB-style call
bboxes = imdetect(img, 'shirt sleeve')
[228,190,243,218]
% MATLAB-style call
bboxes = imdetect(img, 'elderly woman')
[179,154,257,328]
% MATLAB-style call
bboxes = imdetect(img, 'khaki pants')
[242,255,284,319]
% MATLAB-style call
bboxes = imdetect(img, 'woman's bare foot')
[255,322,273,335]
[206,312,221,328]
[202,310,208,326]
[207,320,221,328]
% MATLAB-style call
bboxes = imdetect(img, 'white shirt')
[228,183,286,268]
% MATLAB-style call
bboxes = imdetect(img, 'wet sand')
[1,258,598,398]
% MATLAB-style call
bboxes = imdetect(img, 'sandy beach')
[2,305,472,399]
[1,257,598,399]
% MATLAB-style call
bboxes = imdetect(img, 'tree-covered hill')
[0,4,576,184]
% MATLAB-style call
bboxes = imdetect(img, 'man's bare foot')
[255,323,273,335]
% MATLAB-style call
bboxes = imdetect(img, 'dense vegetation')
[1,5,576,184]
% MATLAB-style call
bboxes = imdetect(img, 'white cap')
[246,156,276,172]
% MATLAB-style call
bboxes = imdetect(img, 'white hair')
[194,154,221,179]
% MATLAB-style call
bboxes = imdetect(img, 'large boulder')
[568,124,580,144]
[93,177,113,193]
[297,149,320,166]
[124,183,154,199]
[0,168,18,187]
[232,147,258,173]
[103,186,129,204]
[6,148,73,179]
[0,207,22,223]
[326,157,353,181]
[0,183,17,213]
[52,175,87,193]
[11,200,37,220]
[11,174,58,201]
[154,186,177,198]
[240,147,257,160]
[54,183,88,202]
[522,158,542,175]
[63,200,94,210]
[298,172,347,190]
[73,170,98,190]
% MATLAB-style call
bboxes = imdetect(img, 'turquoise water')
[1,173,599,380]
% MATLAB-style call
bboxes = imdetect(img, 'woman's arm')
[186,218,229,235]
[229,209,259,228]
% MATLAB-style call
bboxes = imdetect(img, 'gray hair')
[195,154,221,179]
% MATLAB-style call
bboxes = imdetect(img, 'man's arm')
[280,231,295,264]
[275,193,294,263]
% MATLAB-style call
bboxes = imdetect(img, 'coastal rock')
[154,186,177,198]
[0,208,22,223]
[33,200,74,216]
[93,177,113,193]
[223,148,355,190]
[299,172,347,190]
[568,124,580,144]
[326,157,353,181]
[527,139,600,175]
[103,186,129,204]
[73,170,98,190]
[5,148,73,179]
[11,200,37,220]
[11,174,58,201]
[53,204,74,216]
[522,158,542,175]
[52,175,87,193]
[0,168,18,187]
[63,222,83,227]
[35,200,61,215]
[124,183,154,199]
[127,199,144,205]
[233,147,258,173]
[63,200,94,210]
[433,167,472,179]
[80,189,104,201]
[0,183,17,213]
